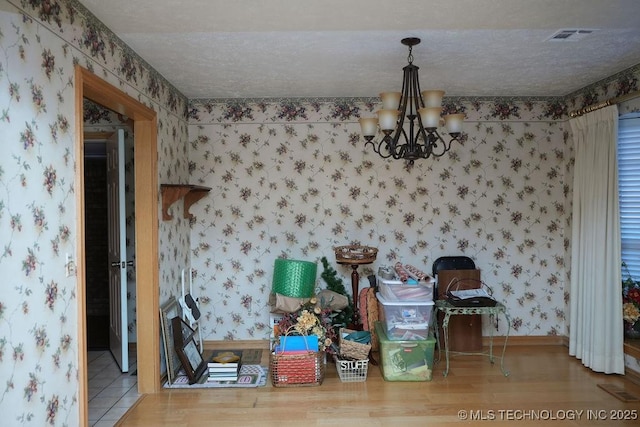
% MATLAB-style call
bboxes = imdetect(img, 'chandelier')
[359,37,464,164]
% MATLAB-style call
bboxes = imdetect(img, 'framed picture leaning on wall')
[160,296,182,384]
[172,316,207,384]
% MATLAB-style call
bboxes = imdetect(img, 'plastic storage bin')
[374,321,435,381]
[377,276,434,301]
[376,293,434,340]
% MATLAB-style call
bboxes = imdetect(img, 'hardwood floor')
[117,344,640,426]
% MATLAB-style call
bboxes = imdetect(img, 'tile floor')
[88,350,141,426]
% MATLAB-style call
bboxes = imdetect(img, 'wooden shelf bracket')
[161,184,211,220]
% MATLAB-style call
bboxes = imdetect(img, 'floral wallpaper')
[1,0,640,425]
[186,60,640,375]
[0,0,189,425]
[187,99,569,342]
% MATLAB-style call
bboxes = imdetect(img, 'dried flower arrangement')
[622,262,640,337]
[274,297,338,355]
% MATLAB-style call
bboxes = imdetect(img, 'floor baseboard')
[626,367,640,386]
[481,335,565,347]
[624,340,640,360]
[203,335,563,350]
[203,339,271,350]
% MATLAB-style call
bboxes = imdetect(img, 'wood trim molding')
[482,335,565,347]
[204,340,271,351]
[624,341,640,360]
[204,336,636,351]
[74,63,89,427]
[76,65,159,426]
[83,131,114,141]
[626,366,640,386]
[203,336,566,352]
[204,336,572,351]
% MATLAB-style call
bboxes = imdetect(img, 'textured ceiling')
[78,0,640,99]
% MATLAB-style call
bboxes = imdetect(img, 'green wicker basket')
[272,258,317,298]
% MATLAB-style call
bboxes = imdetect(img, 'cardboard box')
[374,321,435,381]
[436,269,483,352]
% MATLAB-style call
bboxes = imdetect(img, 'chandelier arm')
[391,109,407,150]
[395,66,411,148]
[408,64,423,110]
[394,127,413,160]
[379,134,396,159]
[426,129,453,158]
[399,63,420,157]
[387,128,406,158]
[415,127,433,158]
[389,141,406,160]
[363,139,379,156]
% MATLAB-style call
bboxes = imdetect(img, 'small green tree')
[320,256,355,330]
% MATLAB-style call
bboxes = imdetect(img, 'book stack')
[207,350,242,382]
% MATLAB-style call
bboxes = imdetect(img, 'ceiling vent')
[547,29,597,42]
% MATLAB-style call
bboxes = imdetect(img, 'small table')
[336,258,373,330]
[435,300,510,377]
[334,245,377,330]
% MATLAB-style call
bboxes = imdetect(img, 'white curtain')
[569,105,624,374]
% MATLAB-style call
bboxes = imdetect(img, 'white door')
[107,129,128,372]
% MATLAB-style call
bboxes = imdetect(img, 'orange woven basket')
[270,350,325,387]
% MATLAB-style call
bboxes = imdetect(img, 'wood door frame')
[75,66,160,425]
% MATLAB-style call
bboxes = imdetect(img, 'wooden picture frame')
[172,317,208,384]
[160,296,182,384]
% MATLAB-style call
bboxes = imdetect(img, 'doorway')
[83,129,135,358]
[75,66,160,426]
[83,138,110,350]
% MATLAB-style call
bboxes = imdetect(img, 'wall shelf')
[161,184,211,220]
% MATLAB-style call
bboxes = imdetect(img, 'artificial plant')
[320,256,355,330]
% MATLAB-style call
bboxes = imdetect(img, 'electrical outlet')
[65,253,75,277]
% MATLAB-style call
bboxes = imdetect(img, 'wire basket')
[334,356,369,382]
